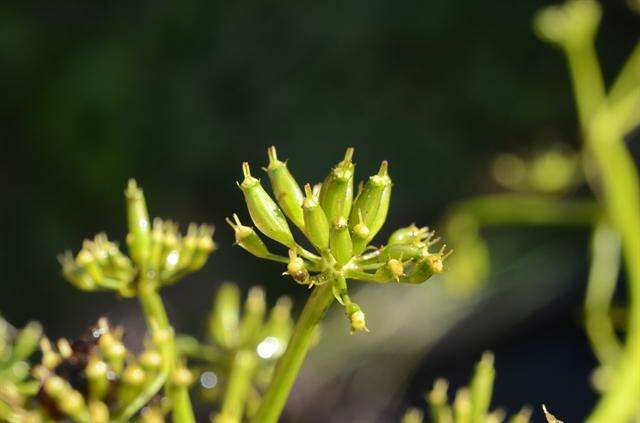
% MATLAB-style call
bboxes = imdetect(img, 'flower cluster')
[33,318,191,423]
[402,353,534,423]
[0,317,42,423]
[178,283,294,422]
[59,180,216,295]
[228,147,450,332]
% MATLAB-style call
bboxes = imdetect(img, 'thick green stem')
[216,350,258,422]
[562,34,640,422]
[253,282,335,423]
[584,222,622,365]
[136,282,195,423]
[449,194,601,227]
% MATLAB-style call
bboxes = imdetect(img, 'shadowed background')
[2,0,638,421]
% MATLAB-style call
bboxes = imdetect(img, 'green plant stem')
[584,222,622,365]
[136,281,195,423]
[609,42,640,104]
[253,282,335,423]
[217,350,258,422]
[449,194,601,227]
[563,34,640,422]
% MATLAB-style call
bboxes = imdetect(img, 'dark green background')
[2,0,638,421]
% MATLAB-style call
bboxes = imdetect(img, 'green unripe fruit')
[320,148,355,223]
[209,283,241,348]
[239,162,295,248]
[125,179,151,267]
[266,146,305,230]
[226,214,271,259]
[302,184,330,250]
[349,161,392,254]
[330,218,353,266]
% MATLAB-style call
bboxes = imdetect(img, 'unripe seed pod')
[388,224,430,245]
[330,218,353,266]
[387,259,405,279]
[148,218,165,272]
[125,179,151,266]
[58,389,86,419]
[226,214,271,259]
[43,375,67,398]
[209,283,240,348]
[139,350,162,371]
[12,322,42,361]
[351,210,370,255]
[302,184,330,250]
[239,162,295,248]
[172,366,194,386]
[365,161,392,241]
[262,296,294,347]
[319,148,355,223]
[349,161,392,253]
[240,286,266,345]
[266,146,305,230]
[379,243,422,261]
[401,254,444,284]
[286,250,309,284]
[85,357,109,401]
[470,352,495,423]
[189,225,216,272]
[89,401,110,423]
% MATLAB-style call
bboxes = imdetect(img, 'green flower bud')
[427,379,452,423]
[349,161,392,253]
[534,0,601,47]
[141,407,165,423]
[239,162,295,248]
[240,286,267,345]
[388,224,432,245]
[59,252,96,291]
[401,407,424,423]
[319,148,355,223]
[98,332,125,374]
[40,338,61,369]
[330,218,353,266]
[209,283,240,348]
[57,338,72,358]
[266,146,305,230]
[226,214,272,259]
[160,221,180,272]
[125,179,151,266]
[85,357,109,401]
[123,364,146,386]
[302,184,330,250]
[286,250,309,284]
[177,223,198,270]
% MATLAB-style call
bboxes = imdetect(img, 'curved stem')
[584,222,622,365]
[252,282,335,423]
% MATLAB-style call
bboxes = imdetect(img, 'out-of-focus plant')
[46,180,214,422]
[438,0,639,421]
[177,283,295,422]
[401,353,533,423]
[228,146,450,422]
[0,317,42,422]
